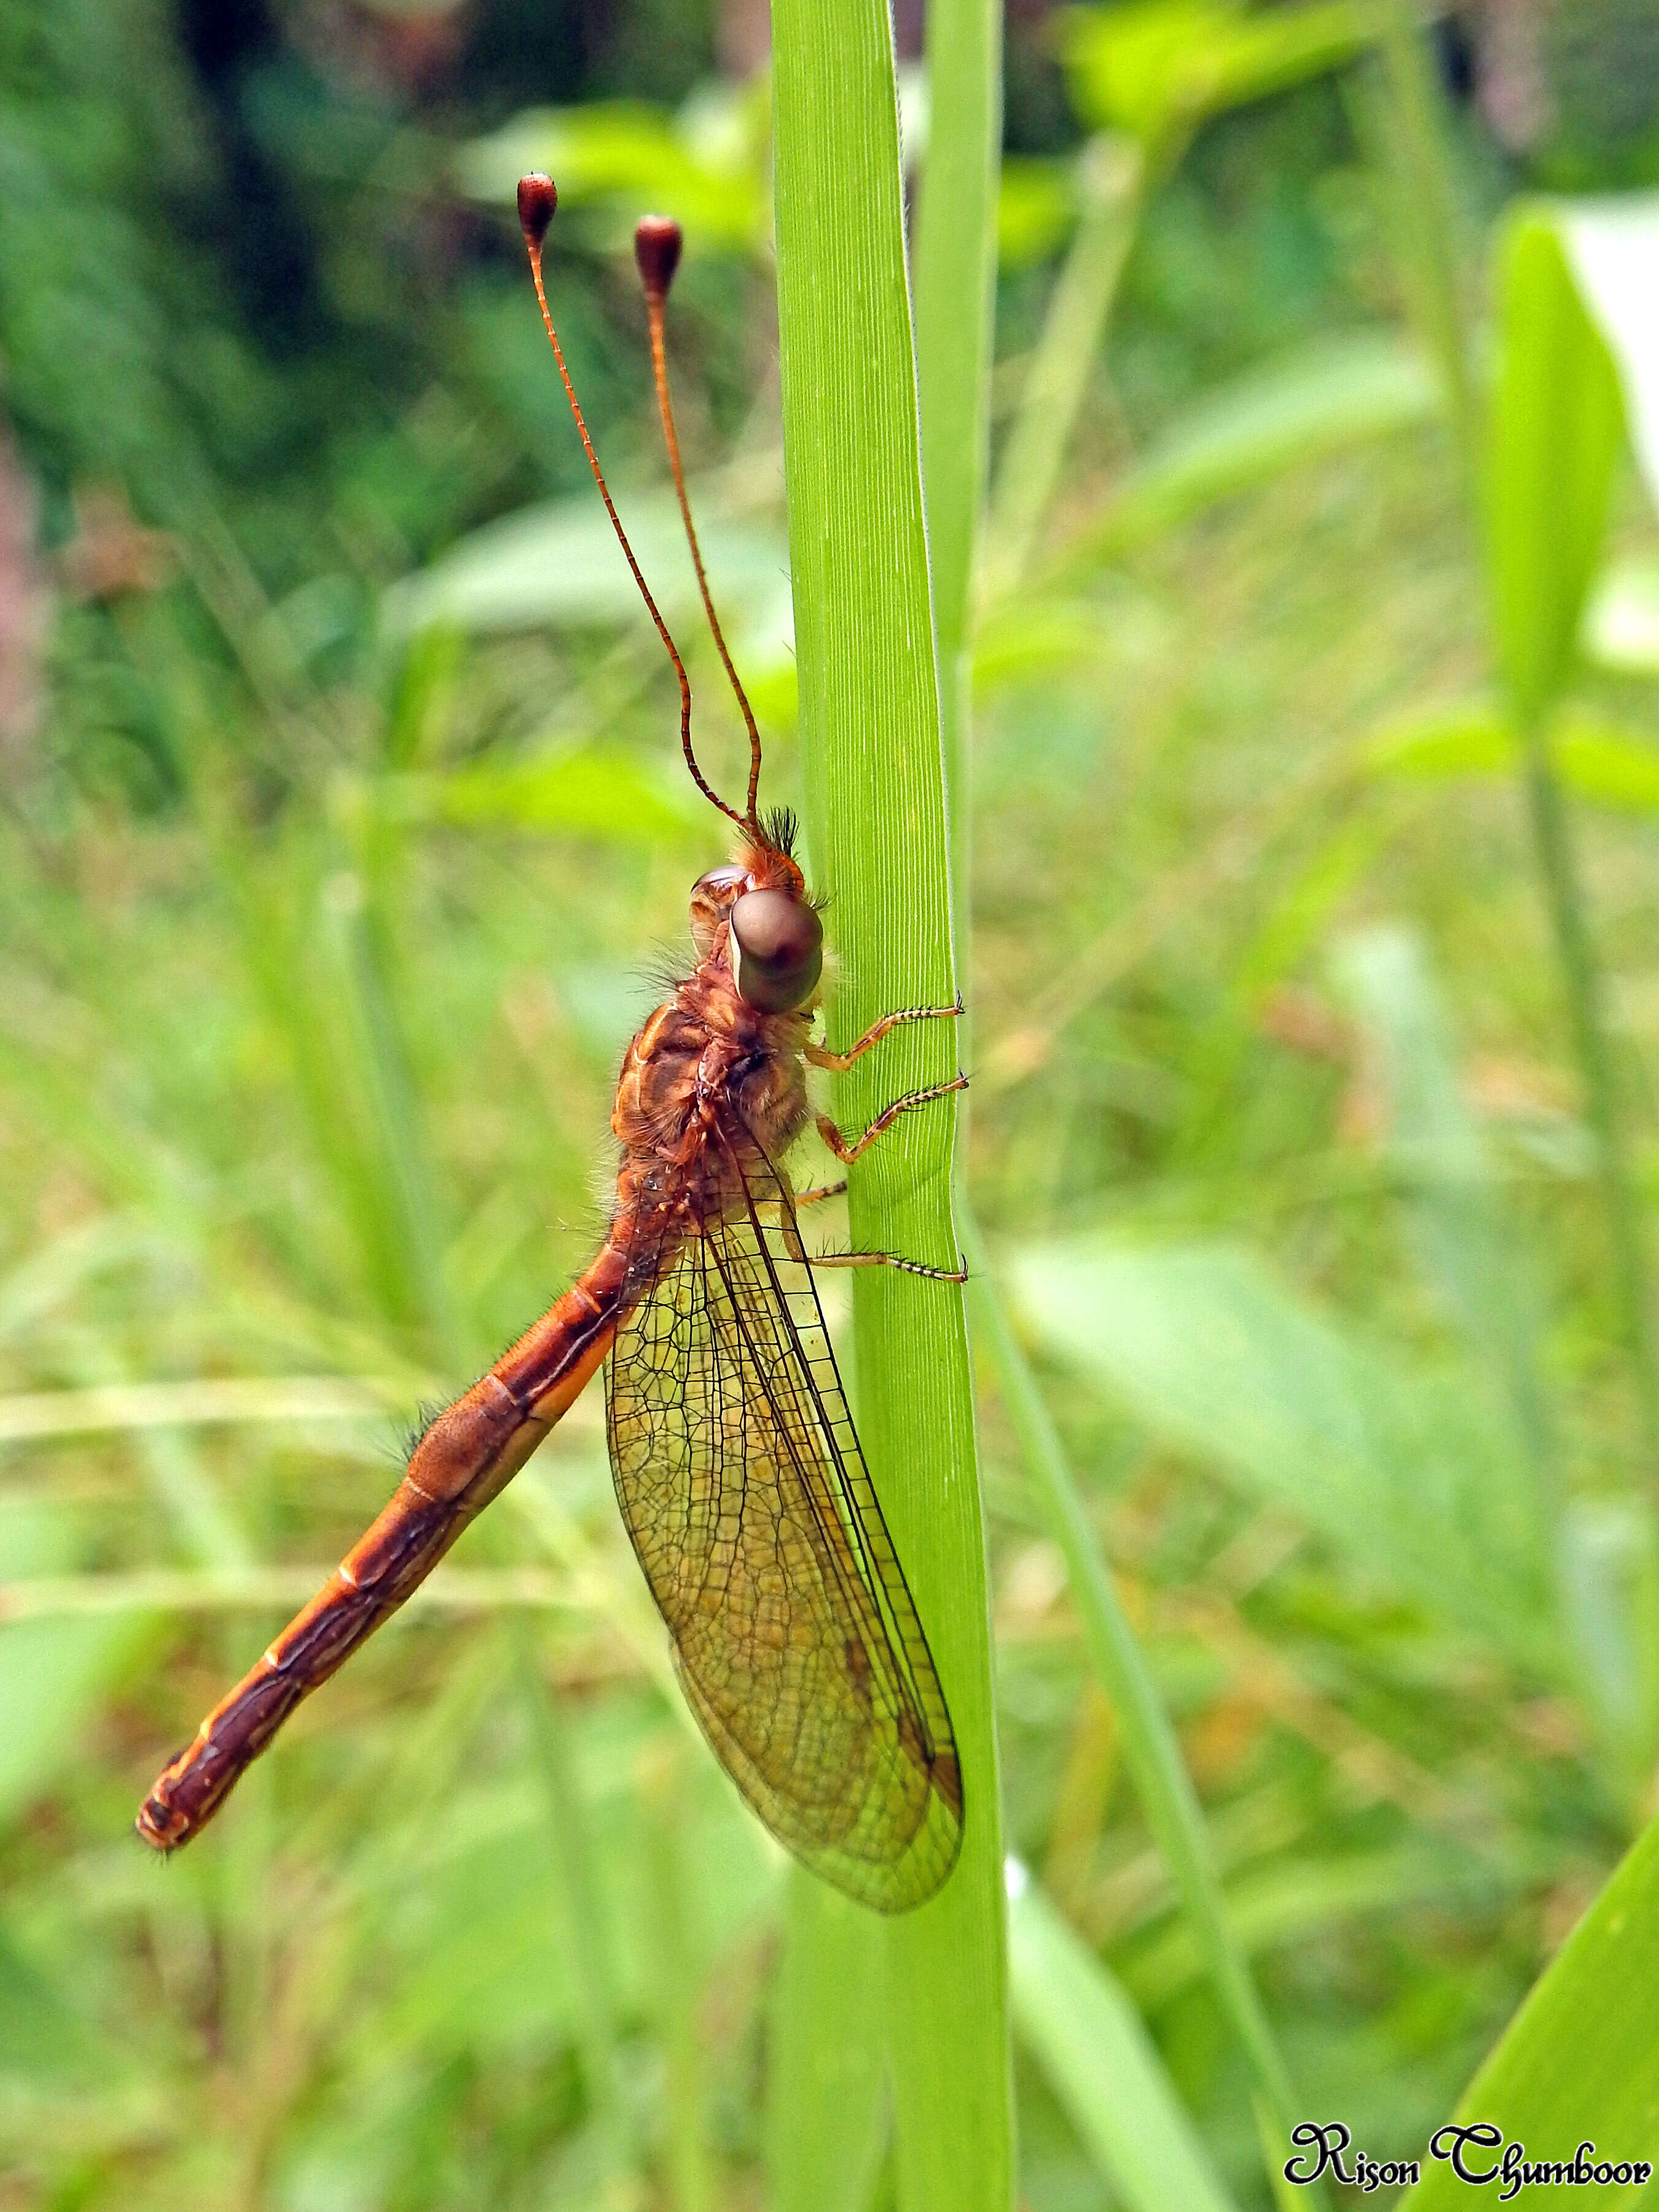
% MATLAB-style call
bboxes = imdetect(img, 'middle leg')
[815,1072,969,1170]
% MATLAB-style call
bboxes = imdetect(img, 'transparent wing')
[605,1155,962,1912]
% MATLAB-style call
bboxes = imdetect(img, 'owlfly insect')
[138,176,967,1912]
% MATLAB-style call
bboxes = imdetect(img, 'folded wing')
[605,1156,962,1911]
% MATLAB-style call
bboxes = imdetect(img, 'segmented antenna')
[633,214,766,843]
[515,174,748,837]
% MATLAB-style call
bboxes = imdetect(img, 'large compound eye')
[689,865,748,956]
[729,888,823,1013]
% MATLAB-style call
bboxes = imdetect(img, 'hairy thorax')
[611,948,813,1218]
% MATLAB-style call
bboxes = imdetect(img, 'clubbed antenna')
[633,213,765,842]
[514,174,748,837]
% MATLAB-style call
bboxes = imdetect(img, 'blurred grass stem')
[511,1620,635,2171]
[986,135,1142,597]
[1365,2,1479,479]
[960,1214,1311,2204]
[1522,722,1659,1468]
[0,1564,581,1620]
[643,1741,715,2212]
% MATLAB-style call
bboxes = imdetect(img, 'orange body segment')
[135,1242,633,1851]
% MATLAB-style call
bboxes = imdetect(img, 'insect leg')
[806,992,963,1073]
[815,1072,969,1167]
[810,1249,969,1283]
[794,1178,848,1207]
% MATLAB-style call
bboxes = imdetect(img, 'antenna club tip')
[633,214,683,300]
[517,173,557,249]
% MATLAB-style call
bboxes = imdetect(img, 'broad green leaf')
[1058,0,1386,153]
[1008,1239,1551,1665]
[1403,1808,1659,2207]
[380,746,701,846]
[459,99,690,200]
[455,89,767,251]
[1008,1868,1242,2212]
[1066,331,1437,568]
[1121,1846,1499,2009]
[1333,924,1553,1547]
[1371,704,1659,816]
[1486,211,1626,730]
[383,492,793,652]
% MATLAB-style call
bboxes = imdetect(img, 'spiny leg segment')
[804,994,968,1279]
[810,1248,970,1284]
[815,1073,970,1170]
[794,1179,847,1207]
[806,992,964,1074]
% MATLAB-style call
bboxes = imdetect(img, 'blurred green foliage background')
[3,0,1659,2206]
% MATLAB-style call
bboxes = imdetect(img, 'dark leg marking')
[810,1248,970,1284]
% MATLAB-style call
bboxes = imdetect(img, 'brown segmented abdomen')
[135,1229,641,1851]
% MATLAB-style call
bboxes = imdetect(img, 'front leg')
[806,992,963,1073]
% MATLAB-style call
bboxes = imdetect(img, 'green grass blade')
[962,1222,1306,2200]
[767,1872,888,2212]
[913,0,1000,947]
[1008,1869,1242,2212]
[643,1743,716,2212]
[914,0,1000,689]
[770,4,1013,2206]
[1485,208,1659,1487]
[319,839,458,1357]
[1402,1809,1659,2207]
